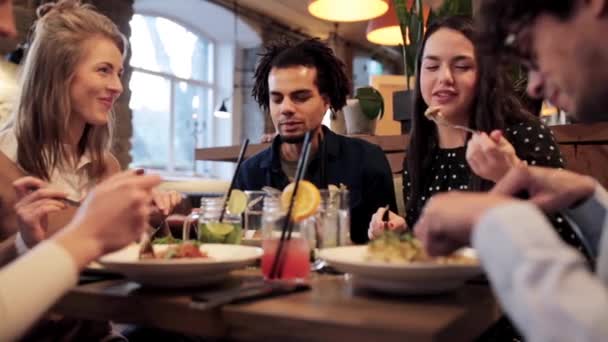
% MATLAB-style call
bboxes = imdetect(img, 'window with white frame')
[129,14,214,175]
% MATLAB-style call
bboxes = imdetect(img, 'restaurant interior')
[1,0,607,341]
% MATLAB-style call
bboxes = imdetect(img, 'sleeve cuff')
[563,184,608,256]
[567,183,608,217]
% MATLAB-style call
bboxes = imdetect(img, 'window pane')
[173,82,210,172]
[130,14,212,83]
[129,71,171,170]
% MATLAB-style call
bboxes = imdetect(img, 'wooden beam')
[551,122,608,144]
[195,135,409,162]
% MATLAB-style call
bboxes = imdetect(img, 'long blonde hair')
[10,0,127,180]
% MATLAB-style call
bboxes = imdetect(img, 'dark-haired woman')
[368,16,586,256]
[368,15,589,341]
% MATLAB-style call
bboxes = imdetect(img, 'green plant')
[355,86,385,120]
[394,0,424,90]
[394,0,473,90]
[427,0,473,22]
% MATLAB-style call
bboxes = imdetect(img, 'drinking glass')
[183,197,243,244]
[315,188,351,248]
[244,190,265,239]
[260,196,312,280]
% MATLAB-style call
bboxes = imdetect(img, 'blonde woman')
[0,0,181,248]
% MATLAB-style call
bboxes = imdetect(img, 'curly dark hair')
[476,0,577,61]
[252,38,350,113]
[405,15,535,217]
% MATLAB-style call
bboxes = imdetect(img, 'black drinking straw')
[219,138,249,223]
[319,133,327,189]
[270,130,314,279]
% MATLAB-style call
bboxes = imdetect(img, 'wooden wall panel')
[560,144,608,188]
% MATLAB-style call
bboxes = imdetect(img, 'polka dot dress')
[505,122,588,256]
[403,120,589,258]
[404,147,469,228]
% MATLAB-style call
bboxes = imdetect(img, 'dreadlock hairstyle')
[405,15,535,218]
[252,37,350,113]
[477,0,578,61]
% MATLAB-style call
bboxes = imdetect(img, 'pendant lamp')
[308,0,389,22]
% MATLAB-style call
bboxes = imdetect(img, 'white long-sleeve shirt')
[473,185,608,342]
[0,241,78,341]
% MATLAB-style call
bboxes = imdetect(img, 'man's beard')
[279,124,321,144]
[572,46,608,123]
[575,83,608,123]
[280,133,306,144]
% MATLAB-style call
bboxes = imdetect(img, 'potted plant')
[343,86,384,135]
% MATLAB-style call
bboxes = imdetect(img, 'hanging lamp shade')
[366,0,430,46]
[308,0,389,22]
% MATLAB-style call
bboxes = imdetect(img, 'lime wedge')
[206,222,234,236]
[227,189,247,215]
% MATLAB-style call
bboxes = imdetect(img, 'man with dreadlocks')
[235,38,396,244]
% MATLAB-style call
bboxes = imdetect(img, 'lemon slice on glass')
[206,222,235,236]
[227,189,247,215]
[281,180,321,222]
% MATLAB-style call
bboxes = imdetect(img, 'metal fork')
[428,111,479,135]
[139,217,170,258]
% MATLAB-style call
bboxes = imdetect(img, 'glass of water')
[337,189,351,246]
[311,188,351,271]
[244,190,265,240]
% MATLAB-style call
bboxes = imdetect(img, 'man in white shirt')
[413,1,608,341]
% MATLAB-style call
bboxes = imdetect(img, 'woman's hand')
[151,189,183,216]
[466,130,522,182]
[368,206,407,240]
[54,170,161,269]
[13,177,68,248]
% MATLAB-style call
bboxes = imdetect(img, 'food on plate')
[424,106,442,121]
[367,232,475,265]
[152,236,182,244]
[140,241,209,260]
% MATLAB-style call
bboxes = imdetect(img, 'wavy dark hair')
[476,0,577,61]
[405,15,534,215]
[252,37,350,113]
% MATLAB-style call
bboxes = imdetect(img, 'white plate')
[84,261,115,275]
[98,244,263,288]
[319,246,482,294]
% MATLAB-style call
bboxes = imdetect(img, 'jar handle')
[183,209,201,241]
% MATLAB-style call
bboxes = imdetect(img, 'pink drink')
[261,237,310,280]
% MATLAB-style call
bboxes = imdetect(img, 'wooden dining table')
[52,268,501,342]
